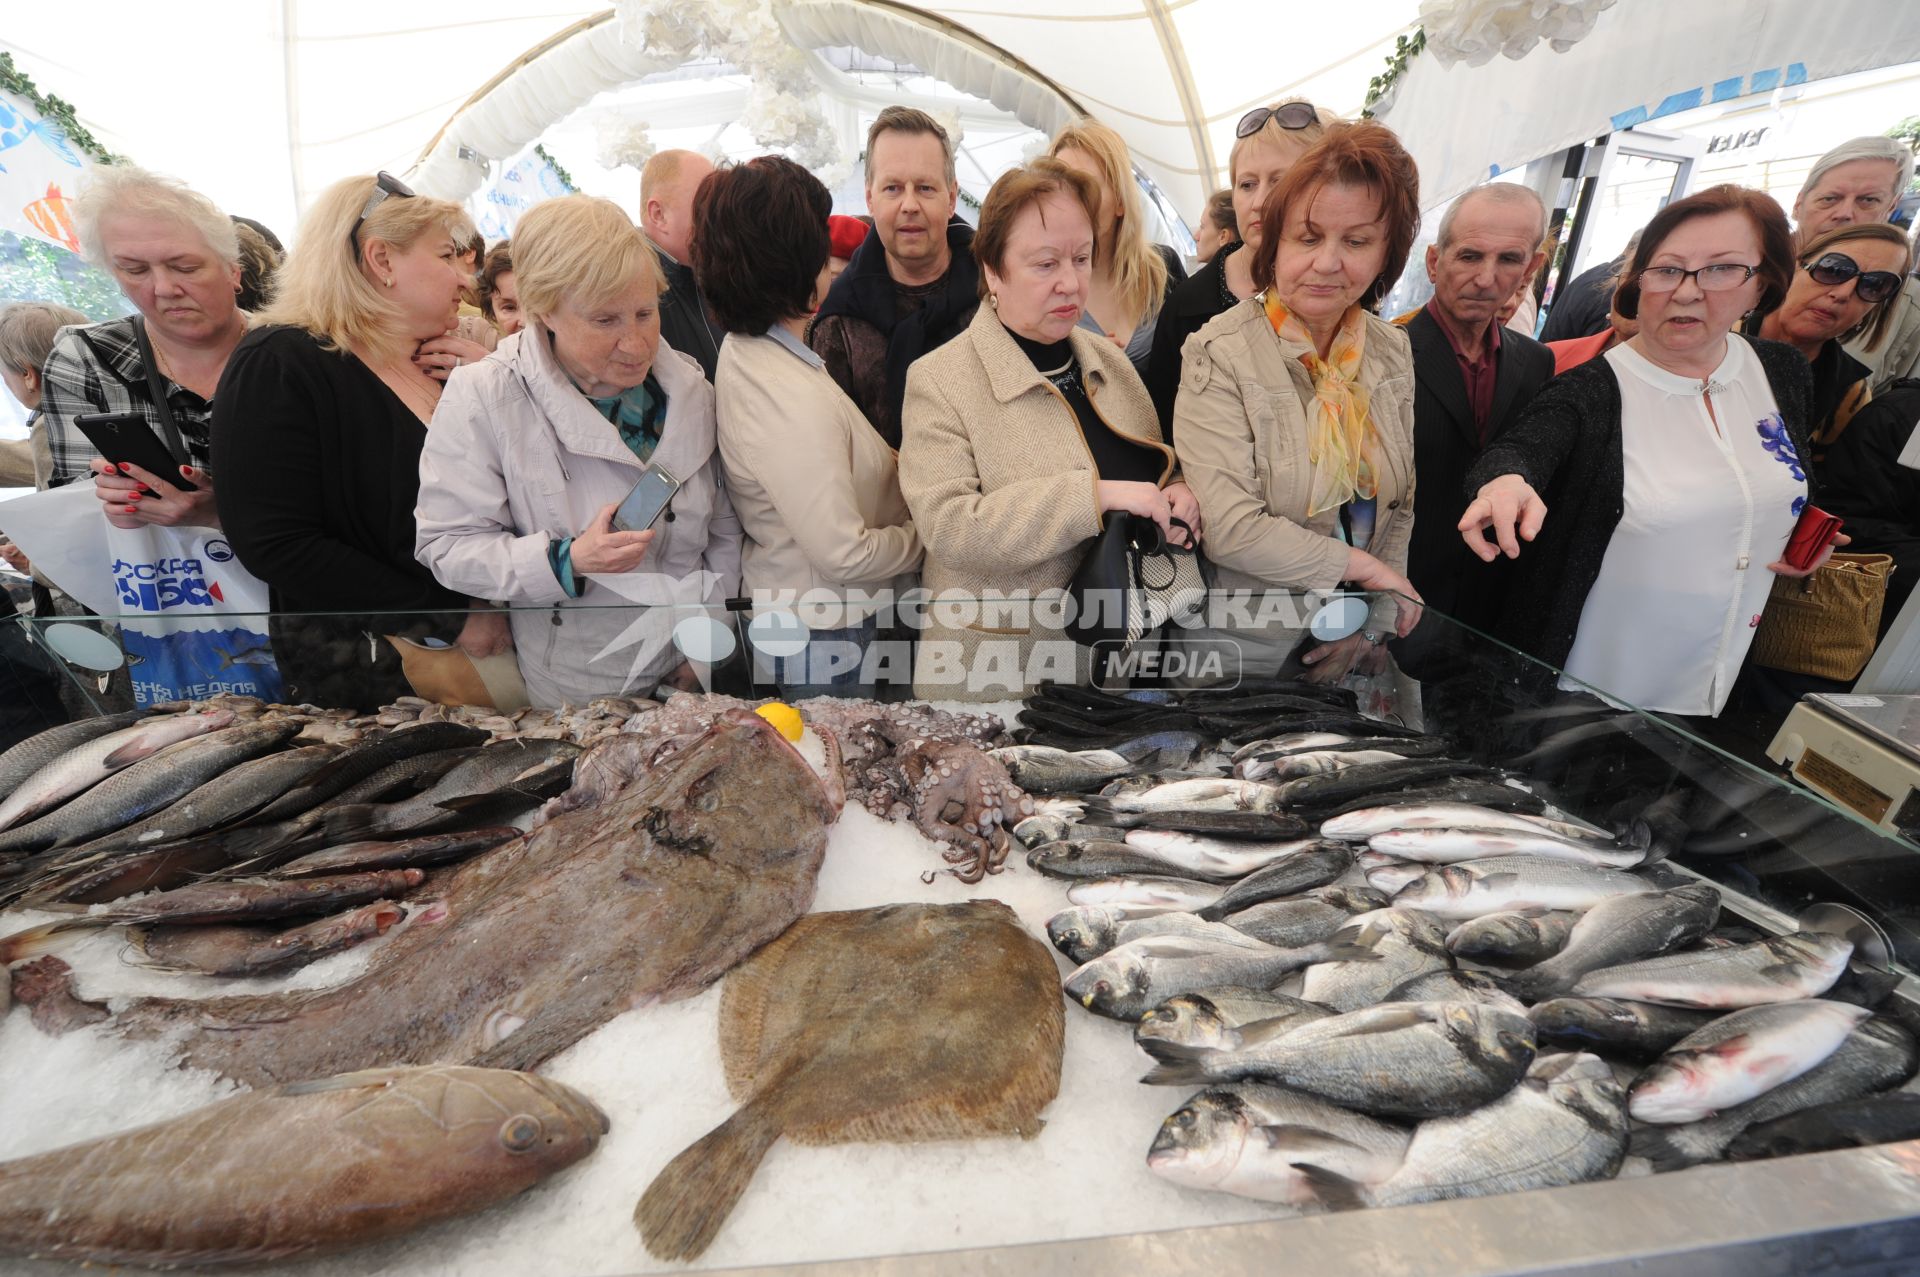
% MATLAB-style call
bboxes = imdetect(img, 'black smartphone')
[72,411,198,491]
[611,462,680,533]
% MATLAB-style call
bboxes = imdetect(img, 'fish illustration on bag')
[22,182,78,252]
[0,98,83,170]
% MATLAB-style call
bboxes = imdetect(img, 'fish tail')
[319,804,384,844]
[635,1100,782,1261]
[1139,1060,1212,1086]
[0,917,90,962]
[1630,1120,1733,1171]
[1290,1161,1368,1212]
[1628,819,1665,863]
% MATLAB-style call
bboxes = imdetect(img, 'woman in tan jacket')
[900,159,1200,701]
[1174,121,1423,684]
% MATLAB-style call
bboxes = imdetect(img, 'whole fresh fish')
[1147,1085,1411,1205]
[1630,1000,1873,1124]
[1123,830,1327,880]
[1223,715,1427,747]
[273,827,521,878]
[1366,826,1650,870]
[1385,968,1526,1014]
[1046,906,1252,965]
[1317,780,1552,821]
[9,710,839,1086]
[316,738,582,842]
[0,708,235,833]
[1570,930,1852,1009]
[1236,734,1453,766]
[1066,930,1324,1021]
[1067,875,1226,918]
[68,743,342,856]
[248,721,490,822]
[1297,1053,1627,1210]
[1102,777,1286,814]
[1445,909,1580,966]
[0,1064,605,1268]
[1530,997,1720,1062]
[1634,1015,1919,1169]
[315,747,482,809]
[1194,844,1354,920]
[1011,813,1114,849]
[1390,855,1659,922]
[1229,732,1356,763]
[0,721,297,857]
[1027,839,1229,882]
[989,745,1134,794]
[1224,886,1388,949]
[1299,908,1452,1013]
[1506,883,1722,1001]
[1142,1000,1537,1121]
[1079,803,1309,839]
[1727,1092,1920,1162]
[1361,856,1429,896]
[131,900,408,977]
[1275,760,1503,810]
[1134,989,1333,1062]
[1240,749,1408,782]
[1321,802,1610,844]
[0,708,149,797]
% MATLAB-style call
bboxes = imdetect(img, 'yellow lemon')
[755,702,804,742]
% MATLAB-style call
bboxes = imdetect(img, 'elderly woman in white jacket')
[416,194,741,706]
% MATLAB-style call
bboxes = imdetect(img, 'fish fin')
[635,1100,783,1261]
[1476,871,1523,890]
[1258,1125,1366,1155]
[1314,942,1383,964]
[280,1067,416,1096]
[1135,1038,1211,1063]
[1626,819,1661,860]
[1140,1060,1211,1086]
[1289,1162,1368,1212]
[0,916,92,963]
[318,804,383,844]
[1630,1121,1730,1171]
[1326,1004,1434,1037]
[1235,1015,1314,1046]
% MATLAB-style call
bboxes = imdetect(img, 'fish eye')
[499,1114,545,1152]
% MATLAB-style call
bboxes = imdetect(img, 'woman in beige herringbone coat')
[899,159,1201,701]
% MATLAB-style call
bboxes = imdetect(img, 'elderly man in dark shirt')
[808,106,979,447]
[1402,184,1556,641]
[640,148,726,382]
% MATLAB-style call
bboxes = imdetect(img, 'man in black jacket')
[1403,184,1557,640]
[640,149,726,382]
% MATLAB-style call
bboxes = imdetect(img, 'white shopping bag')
[0,485,284,704]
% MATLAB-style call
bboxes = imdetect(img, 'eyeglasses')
[1804,252,1904,304]
[1236,102,1319,139]
[1637,263,1758,293]
[349,171,416,255]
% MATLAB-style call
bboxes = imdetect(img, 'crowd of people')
[3,102,1917,723]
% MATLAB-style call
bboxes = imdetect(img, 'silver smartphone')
[611,462,681,533]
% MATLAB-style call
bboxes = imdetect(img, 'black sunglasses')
[1236,102,1319,139]
[1805,251,1903,304]
[349,171,416,256]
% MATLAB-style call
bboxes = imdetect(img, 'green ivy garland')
[0,52,120,165]
[533,143,577,192]
[1362,28,1427,119]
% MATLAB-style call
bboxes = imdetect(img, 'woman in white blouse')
[1459,185,1834,716]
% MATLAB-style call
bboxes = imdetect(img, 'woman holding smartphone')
[414,194,740,707]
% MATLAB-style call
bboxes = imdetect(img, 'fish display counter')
[3,597,1920,1276]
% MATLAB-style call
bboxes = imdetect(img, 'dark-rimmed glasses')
[1638,263,1758,293]
[1805,252,1904,304]
[349,171,416,255]
[1236,102,1319,139]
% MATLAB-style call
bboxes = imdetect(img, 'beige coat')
[1173,300,1416,664]
[715,329,921,622]
[899,305,1173,701]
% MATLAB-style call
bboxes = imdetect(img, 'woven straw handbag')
[1750,552,1895,682]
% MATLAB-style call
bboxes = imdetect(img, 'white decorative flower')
[597,115,657,172]
[1419,0,1617,69]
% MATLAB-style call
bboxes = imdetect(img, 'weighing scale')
[1769,693,1920,839]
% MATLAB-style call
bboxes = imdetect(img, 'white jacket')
[416,322,742,707]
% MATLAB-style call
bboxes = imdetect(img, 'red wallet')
[1782,504,1843,571]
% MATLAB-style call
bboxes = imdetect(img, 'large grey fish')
[1321,801,1611,843]
[1361,856,1430,896]
[989,745,1134,794]
[1506,883,1722,1001]
[1194,844,1355,920]
[1628,1000,1873,1124]
[1385,968,1526,1014]
[1570,930,1853,1009]
[1297,1052,1627,1210]
[1011,813,1113,849]
[272,827,521,878]
[249,721,490,822]
[1066,875,1226,918]
[1445,909,1581,966]
[1367,826,1650,870]
[0,708,235,833]
[1316,780,1554,820]
[1124,830,1328,880]
[1634,1015,1919,1169]
[1275,759,1502,809]
[1134,989,1333,1062]
[1065,930,1324,1021]
[315,738,582,842]
[0,721,298,857]
[1079,804,1310,839]
[1224,886,1388,949]
[1142,1000,1537,1120]
[1101,777,1287,815]
[1529,997,1720,1062]
[0,708,149,797]
[69,743,342,856]
[1299,908,1453,1013]
[1045,906,1255,965]
[1147,1085,1411,1205]
[0,1064,605,1268]
[1229,732,1358,763]
[131,900,408,977]
[1239,748,1409,783]
[1028,839,1224,882]
[1391,855,1659,922]
[1727,1092,1920,1162]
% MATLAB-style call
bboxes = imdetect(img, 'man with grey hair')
[1793,136,1920,393]
[1401,182,1555,640]
[810,105,977,446]
[640,148,724,381]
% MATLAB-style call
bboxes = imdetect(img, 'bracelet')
[1362,629,1384,645]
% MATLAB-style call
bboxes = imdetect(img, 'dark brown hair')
[1794,221,1914,352]
[1615,184,1794,321]
[692,156,831,335]
[970,158,1101,300]
[1250,120,1421,310]
[478,240,513,320]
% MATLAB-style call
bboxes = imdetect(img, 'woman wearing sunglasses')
[1742,223,1912,452]
[1459,185,1826,717]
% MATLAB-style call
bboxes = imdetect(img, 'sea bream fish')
[1445,909,1581,966]
[1628,1000,1874,1124]
[1299,908,1453,1013]
[1147,1086,1411,1206]
[1223,886,1389,949]
[1390,855,1659,922]
[989,745,1134,794]
[1570,929,1853,1009]
[1529,998,1722,1063]
[1505,884,1722,1002]
[1194,844,1355,920]
[1044,907,1241,965]
[1134,989,1334,1062]
[1066,930,1327,1021]
[1065,875,1225,919]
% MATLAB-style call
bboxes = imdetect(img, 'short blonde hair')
[1048,119,1167,324]
[511,194,665,321]
[0,301,89,375]
[1798,221,1915,352]
[1228,99,1338,186]
[256,174,472,354]
[72,165,239,271]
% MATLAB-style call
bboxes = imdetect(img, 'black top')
[1539,257,1619,343]
[1817,377,1920,631]
[1463,335,1815,671]
[655,245,724,382]
[1737,312,1872,449]
[1009,326,1162,484]
[1145,239,1244,437]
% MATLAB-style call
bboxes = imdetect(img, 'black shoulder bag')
[1065,514,1208,685]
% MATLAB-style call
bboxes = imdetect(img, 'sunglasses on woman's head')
[349,171,417,254]
[1804,252,1904,304]
[1236,102,1319,138]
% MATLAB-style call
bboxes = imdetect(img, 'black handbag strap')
[130,315,192,468]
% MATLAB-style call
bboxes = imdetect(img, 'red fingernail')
[118,463,130,473]
[179,466,191,477]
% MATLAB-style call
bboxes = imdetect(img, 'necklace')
[373,356,442,422]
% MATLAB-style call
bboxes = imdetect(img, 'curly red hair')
[1249,120,1421,311]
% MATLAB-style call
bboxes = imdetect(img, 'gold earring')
[385,277,395,288]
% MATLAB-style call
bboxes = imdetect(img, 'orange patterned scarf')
[1262,292,1381,517]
